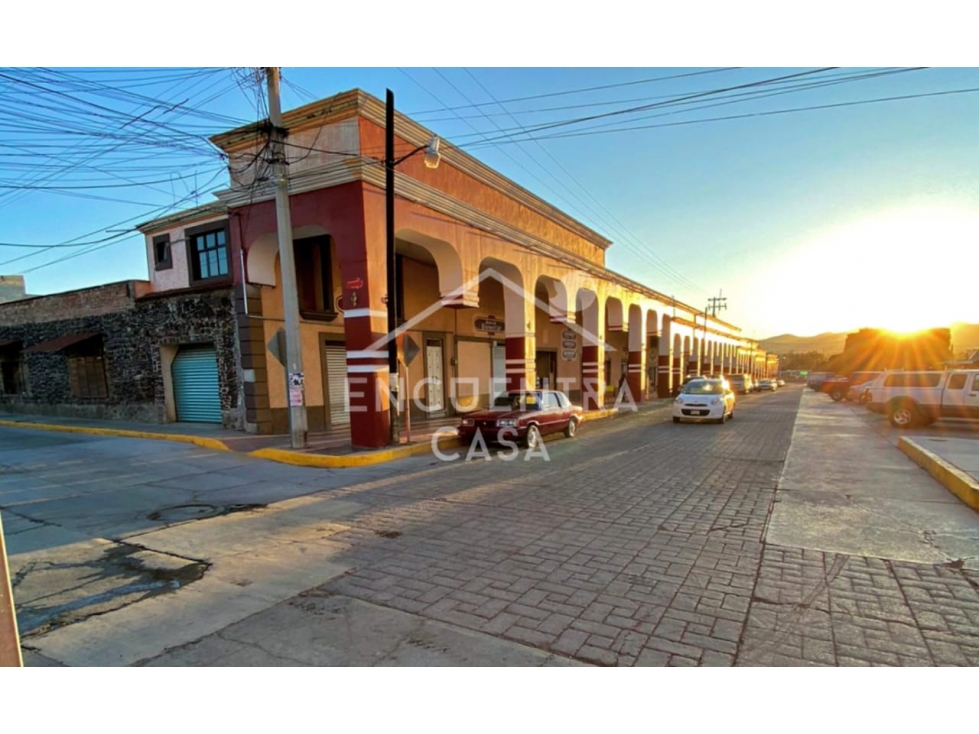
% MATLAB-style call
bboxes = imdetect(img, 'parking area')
[4,384,979,666]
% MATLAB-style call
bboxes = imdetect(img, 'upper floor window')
[294,235,337,321]
[153,234,172,271]
[186,222,229,283]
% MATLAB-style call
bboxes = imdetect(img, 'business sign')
[345,277,364,290]
[474,316,505,333]
[561,329,576,340]
[562,340,577,349]
[562,349,577,361]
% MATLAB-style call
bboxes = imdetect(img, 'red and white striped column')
[505,335,535,392]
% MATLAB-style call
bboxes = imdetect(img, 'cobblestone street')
[301,387,979,666]
[7,386,979,666]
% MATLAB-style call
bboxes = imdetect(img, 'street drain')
[147,503,265,523]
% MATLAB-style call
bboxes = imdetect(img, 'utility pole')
[707,289,728,318]
[266,67,307,449]
[386,90,401,447]
[0,510,23,667]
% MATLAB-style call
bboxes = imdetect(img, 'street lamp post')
[385,89,441,446]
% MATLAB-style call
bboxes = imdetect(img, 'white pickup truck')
[866,369,979,428]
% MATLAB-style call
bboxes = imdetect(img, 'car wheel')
[672,417,681,424]
[888,402,918,429]
[564,418,578,438]
[525,424,541,449]
[830,389,845,402]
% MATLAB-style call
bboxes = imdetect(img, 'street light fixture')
[386,89,441,446]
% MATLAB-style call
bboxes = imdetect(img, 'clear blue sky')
[2,66,978,339]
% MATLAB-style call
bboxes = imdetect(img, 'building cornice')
[137,202,228,235]
[355,91,612,251]
[213,161,740,337]
[210,88,612,251]
[209,90,363,153]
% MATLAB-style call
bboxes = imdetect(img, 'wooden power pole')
[0,510,23,667]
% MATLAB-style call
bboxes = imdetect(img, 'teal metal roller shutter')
[172,345,222,423]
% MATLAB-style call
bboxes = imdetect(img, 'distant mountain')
[759,332,848,356]
[760,323,979,357]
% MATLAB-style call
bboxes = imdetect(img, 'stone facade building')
[0,280,241,426]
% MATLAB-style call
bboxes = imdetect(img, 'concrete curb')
[0,419,231,453]
[249,436,464,468]
[898,437,979,512]
[0,400,666,470]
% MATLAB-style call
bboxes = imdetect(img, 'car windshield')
[493,393,541,410]
[681,381,724,395]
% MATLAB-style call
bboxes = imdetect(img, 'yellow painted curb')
[899,437,979,513]
[583,408,619,421]
[0,419,231,452]
[249,436,464,468]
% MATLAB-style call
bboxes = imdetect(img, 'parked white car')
[865,369,979,427]
[672,378,736,424]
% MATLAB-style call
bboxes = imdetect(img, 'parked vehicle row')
[454,373,790,448]
[820,368,979,429]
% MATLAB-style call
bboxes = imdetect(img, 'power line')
[406,68,742,115]
[464,84,979,146]
[445,68,839,144]
[459,68,707,298]
[411,68,913,123]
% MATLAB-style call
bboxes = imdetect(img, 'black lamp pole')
[386,89,398,446]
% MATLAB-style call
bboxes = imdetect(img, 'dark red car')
[457,390,583,449]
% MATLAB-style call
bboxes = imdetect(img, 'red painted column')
[672,353,682,390]
[337,186,391,450]
[505,336,534,392]
[656,353,671,398]
[582,345,601,410]
[626,349,644,404]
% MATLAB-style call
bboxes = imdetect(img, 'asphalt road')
[3,385,978,666]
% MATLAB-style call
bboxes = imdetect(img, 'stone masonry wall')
[0,285,240,426]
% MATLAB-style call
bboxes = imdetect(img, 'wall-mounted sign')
[562,340,577,349]
[562,349,577,361]
[345,277,364,290]
[562,329,576,340]
[475,316,505,333]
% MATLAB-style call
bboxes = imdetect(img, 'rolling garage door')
[324,343,350,426]
[172,344,222,423]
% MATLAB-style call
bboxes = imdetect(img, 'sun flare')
[748,204,979,335]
